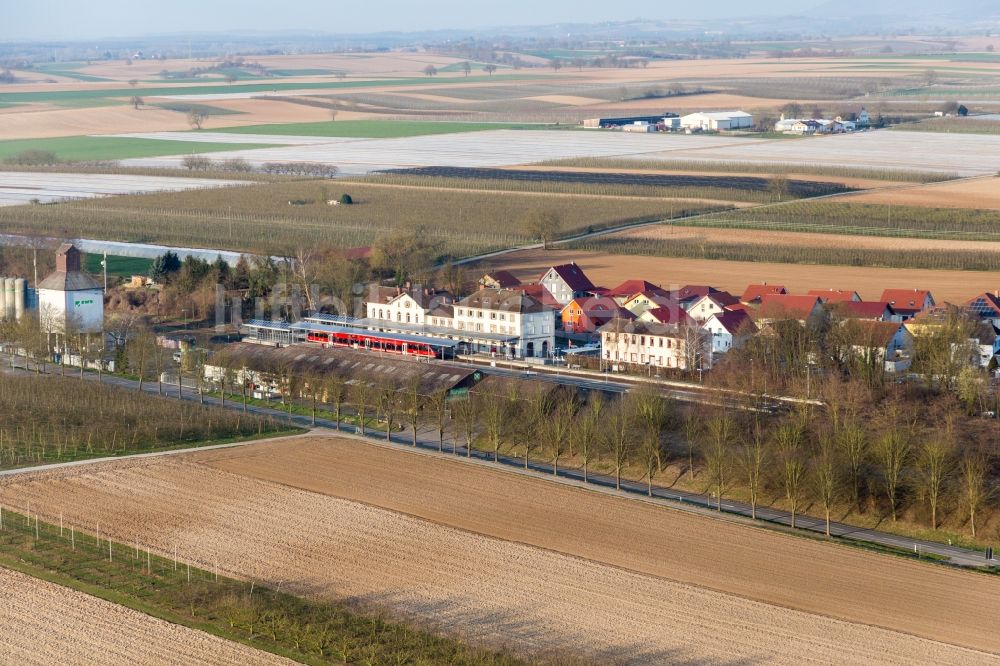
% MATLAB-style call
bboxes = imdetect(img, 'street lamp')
[181,309,188,331]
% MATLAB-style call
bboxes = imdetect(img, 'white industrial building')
[37,244,104,334]
[680,111,754,131]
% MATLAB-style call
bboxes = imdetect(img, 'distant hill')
[812,0,1000,18]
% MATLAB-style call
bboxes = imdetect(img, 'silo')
[0,277,6,322]
[3,278,14,321]
[14,278,26,321]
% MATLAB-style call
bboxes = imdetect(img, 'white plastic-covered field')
[117,128,1000,177]
[0,172,244,207]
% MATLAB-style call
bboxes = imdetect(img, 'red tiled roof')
[675,285,721,302]
[756,294,822,320]
[841,320,904,348]
[645,305,695,327]
[741,284,786,302]
[605,280,669,298]
[880,289,933,311]
[701,291,740,308]
[709,309,757,335]
[808,289,860,303]
[834,301,893,320]
[543,263,595,292]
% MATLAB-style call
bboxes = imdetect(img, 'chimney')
[56,244,81,272]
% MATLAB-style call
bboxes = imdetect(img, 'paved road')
[2,362,995,569]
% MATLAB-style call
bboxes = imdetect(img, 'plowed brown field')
[841,176,1000,209]
[477,248,999,302]
[2,435,998,664]
[0,567,291,665]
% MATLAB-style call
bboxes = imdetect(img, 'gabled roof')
[508,283,560,309]
[675,285,721,302]
[605,280,669,298]
[37,271,102,291]
[880,289,933,311]
[542,263,595,292]
[756,294,823,320]
[706,310,757,336]
[366,285,452,308]
[482,270,521,288]
[741,284,786,303]
[693,291,740,309]
[973,321,1000,345]
[834,301,894,320]
[808,289,861,303]
[565,296,635,321]
[643,305,695,327]
[965,292,1000,319]
[841,320,906,348]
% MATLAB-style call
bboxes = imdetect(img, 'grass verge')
[0,136,278,162]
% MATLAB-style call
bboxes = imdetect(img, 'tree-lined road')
[1,361,994,569]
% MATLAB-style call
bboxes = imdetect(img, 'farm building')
[582,113,677,129]
[37,244,104,335]
[680,111,753,131]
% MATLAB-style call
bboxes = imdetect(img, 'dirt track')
[0,567,290,665]
[2,435,998,664]
[477,248,999,302]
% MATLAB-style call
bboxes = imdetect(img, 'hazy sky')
[4,0,818,41]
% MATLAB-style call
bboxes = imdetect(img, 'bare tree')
[702,412,736,510]
[479,386,510,462]
[329,108,338,122]
[547,392,577,476]
[460,61,472,76]
[874,412,912,522]
[402,377,423,446]
[187,109,207,130]
[836,416,867,511]
[774,415,807,528]
[128,78,138,88]
[427,388,449,452]
[375,383,397,442]
[681,411,702,481]
[324,374,348,430]
[814,430,839,536]
[958,450,990,539]
[454,391,481,457]
[351,381,373,437]
[422,64,438,77]
[522,209,562,250]
[738,418,768,519]
[604,396,633,490]
[916,426,954,530]
[768,175,790,202]
[130,95,143,110]
[484,64,497,76]
[573,392,603,482]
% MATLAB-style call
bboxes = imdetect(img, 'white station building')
[37,244,104,334]
[680,111,754,131]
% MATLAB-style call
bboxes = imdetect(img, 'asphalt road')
[2,361,995,569]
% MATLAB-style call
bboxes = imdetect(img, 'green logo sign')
[74,299,94,307]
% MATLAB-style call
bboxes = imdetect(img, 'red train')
[305,328,445,358]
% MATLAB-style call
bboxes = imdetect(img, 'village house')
[703,310,756,355]
[880,289,935,320]
[638,302,695,327]
[837,320,913,374]
[365,285,453,326]
[687,291,740,322]
[599,318,708,370]
[965,292,1000,328]
[832,300,898,322]
[561,295,633,334]
[754,294,825,325]
[621,290,676,317]
[538,263,596,306]
[973,321,1000,370]
[603,280,670,305]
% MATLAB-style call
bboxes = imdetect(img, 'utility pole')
[102,251,108,293]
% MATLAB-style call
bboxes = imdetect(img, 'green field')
[215,119,555,138]
[0,74,541,106]
[83,253,153,277]
[0,136,276,162]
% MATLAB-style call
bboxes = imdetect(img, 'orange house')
[562,295,633,334]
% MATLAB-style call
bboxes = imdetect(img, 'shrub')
[3,149,58,166]
[181,155,212,171]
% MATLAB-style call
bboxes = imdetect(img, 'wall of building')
[38,288,104,334]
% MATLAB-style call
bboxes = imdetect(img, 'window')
[658,338,663,347]
[406,313,411,323]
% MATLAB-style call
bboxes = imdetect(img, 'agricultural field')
[0,568,289,665]
[475,248,998,302]
[0,434,996,664]
[213,120,554,138]
[0,171,244,207]
[841,176,1000,209]
[0,374,290,470]
[0,136,278,163]
[0,178,718,257]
